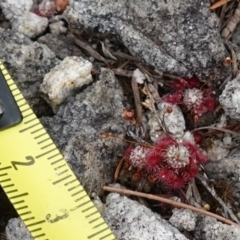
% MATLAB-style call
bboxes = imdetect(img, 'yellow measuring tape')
[0,61,115,240]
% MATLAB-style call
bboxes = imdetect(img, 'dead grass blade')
[192,126,240,136]
[100,41,118,60]
[196,175,240,224]
[111,68,133,77]
[73,37,109,65]
[103,186,240,227]
[147,84,161,103]
[114,156,127,183]
[210,0,232,10]
[112,51,141,62]
[131,75,143,123]
[231,48,238,77]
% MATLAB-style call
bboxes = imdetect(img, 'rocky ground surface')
[1,0,240,240]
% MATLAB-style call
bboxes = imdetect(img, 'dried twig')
[126,129,150,145]
[192,126,240,136]
[210,0,232,10]
[231,48,238,77]
[136,63,153,79]
[162,73,181,80]
[72,35,109,65]
[222,3,240,41]
[118,60,130,69]
[219,2,228,27]
[103,186,240,227]
[196,175,240,224]
[111,68,133,77]
[100,41,118,60]
[131,76,143,123]
[0,232,6,240]
[114,156,127,183]
[147,84,161,103]
[191,179,202,205]
[112,51,141,62]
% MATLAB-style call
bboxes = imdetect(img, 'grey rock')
[41,68,129,194]
[11,12,48,39]
[169,208,198,231]
[0,0,33,20]
[147,113,163,142]
[157,102,185,138]
[6,218,33,240]
[65,0,230,80]
[0,28,60,115]
[205,147,240,183]
[49,20,68,35]
[219,73,240,120]
[194,216,240,240]
[40,56,93,110]
[38,33,85,60]
[103,193,188,240]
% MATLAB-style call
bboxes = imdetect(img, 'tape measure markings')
[9,192,29,199]
[34,132,47,139]
[26,220,46,227]
[41,142,54,150]
[0,178,11,183]
[0,62,115,240]
[0,173,8,177]
[21,217,35,222]
[23,118,36,125]
[74,192,87,201]
[64,178,78,186]
[23,112,34,119]
[0,166,12,171]
[16,205,28,210]
[5,188,18,193]
[67,185,81,192]
[37,138,51,144]
[32,129,45,136]
[31,228,42,233]
[13,200,25,205]
[1,184,14,189]
[53,164,67,171]
[20,123,41,133]
[50,158,64,165]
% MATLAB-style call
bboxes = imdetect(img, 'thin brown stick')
[111,68,133,77]
[136,63,152,77]
[210,0,232,10]
[112,51,141,62]
[72,36,109,65]
[231,48,238,77]
[114,156,127,183]
[131,76,143,123]
[192,126,240,136]
[162,73,181,80]
[219,3,228,27]
[103,186,240,227]
[196,175,240,223]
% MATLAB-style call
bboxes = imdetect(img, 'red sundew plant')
[34,0,57,18]
[126,132,207,189]
[162,76,218,120]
